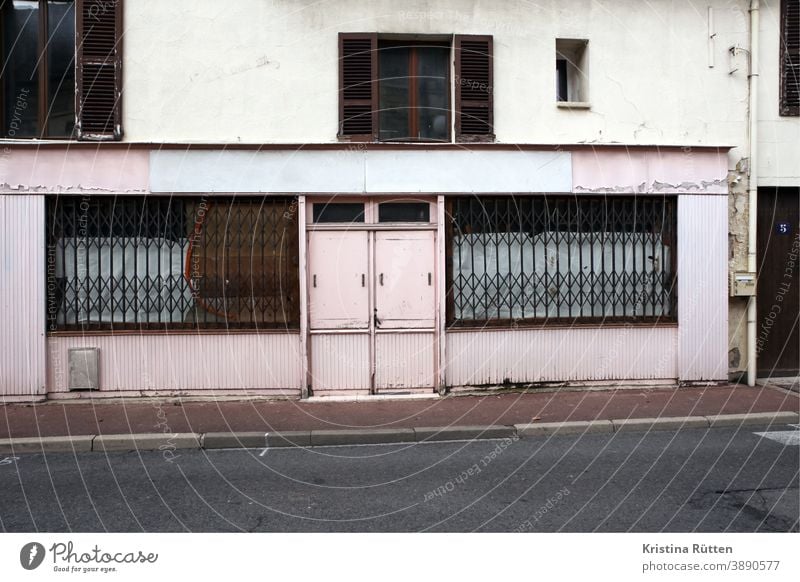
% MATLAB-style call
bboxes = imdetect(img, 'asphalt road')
[1,425,797,532]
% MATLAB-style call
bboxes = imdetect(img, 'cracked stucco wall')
[728,158,750,380]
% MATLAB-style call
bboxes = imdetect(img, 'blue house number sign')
[775,222,791,235]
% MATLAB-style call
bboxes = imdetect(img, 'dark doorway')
[756,187,800,376]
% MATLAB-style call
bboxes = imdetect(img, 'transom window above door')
[310,199,435,225]
[338,33,494,143]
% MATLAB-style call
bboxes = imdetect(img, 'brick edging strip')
[0,412,797,454]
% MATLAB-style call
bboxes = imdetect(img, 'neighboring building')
[750,0,799,380]
[0,0,796,400]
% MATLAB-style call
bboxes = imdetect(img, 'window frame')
[338,33,494,143]
[780,0,799,116]
[445,195,678,329]
[0,0,76,138]
[555,38,590,107]
[307,198,436,228]
[45,195,301,333]
[376,39,452,143]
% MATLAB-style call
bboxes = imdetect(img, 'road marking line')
[260,432,269,456]
[754,425,800,446]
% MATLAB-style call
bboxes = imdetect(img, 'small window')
[312,202,365,223]
[378,202,431,223]
[555,39,589,106]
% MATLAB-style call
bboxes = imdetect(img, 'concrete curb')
[94,433,201,452]
[612,417,711,432]
[203,432,266,449]
[0,412,797,454]
[311,428,414,446]
[706,411,799,427]
[0,435,94,454]
[516,420,614,436]
[414,425,516,442]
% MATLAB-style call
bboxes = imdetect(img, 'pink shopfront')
[0,144,730,400]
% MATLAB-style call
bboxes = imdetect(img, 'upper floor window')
[1,0,75,138]
[555,38,589,107]
[338,33,494,143]
[0,0,123,140]
[378,41,449,142]
[781,0,799,116]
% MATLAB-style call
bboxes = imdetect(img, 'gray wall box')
[68,348,100,391]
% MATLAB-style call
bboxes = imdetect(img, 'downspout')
[747,0,760,386]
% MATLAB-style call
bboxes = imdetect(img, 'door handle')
[428,272,432,286]
[374,308,381,328]
[361,273,365,287]
[313,274,316,288]
[380,273,384,286]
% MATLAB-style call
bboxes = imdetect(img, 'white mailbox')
[731,272,756,297]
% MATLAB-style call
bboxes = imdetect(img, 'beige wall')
[123,0,752,149]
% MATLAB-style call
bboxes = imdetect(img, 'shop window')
[446,196,676,325]
[1,0,123,140]
[555,38,589,107]
[46,196,300,331]
[312,202,365,223]
[378,202,430,223]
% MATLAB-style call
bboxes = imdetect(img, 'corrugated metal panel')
[375,332,435,390]
[0,195,46,397]
[446,326,678,387]
[310,333,370,392]
[47,333,301,392]
[677,195,729,381]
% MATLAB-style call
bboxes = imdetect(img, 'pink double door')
[308,230,437,394]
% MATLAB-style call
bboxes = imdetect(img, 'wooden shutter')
[76,0,123,140]
[338,33,377,140]
[454,35,494,142]
[781,0,800,116]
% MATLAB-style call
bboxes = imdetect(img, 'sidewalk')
[1,384,797,441]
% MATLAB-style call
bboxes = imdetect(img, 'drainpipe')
[747,0,760,386]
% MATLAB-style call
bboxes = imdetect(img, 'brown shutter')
[76,0,123,140]
[338,33,377,141]
[781,0,800,116]
[454,35,494,142]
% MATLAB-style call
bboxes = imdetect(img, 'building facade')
[0,0,797,400]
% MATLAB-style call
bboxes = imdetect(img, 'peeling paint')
[0,183,147,194]
[650,179,727,192]
[574,179,727,194]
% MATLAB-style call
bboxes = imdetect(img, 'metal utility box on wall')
[68,348,100,391]
[730,272,756,297]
